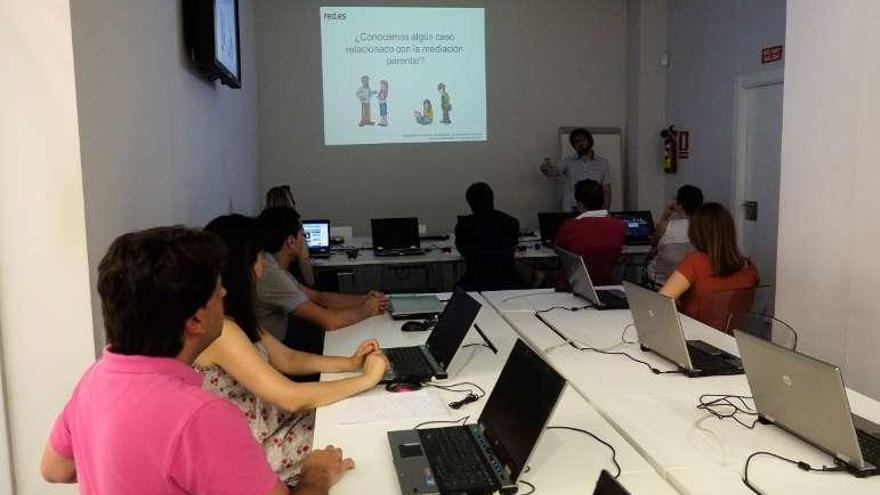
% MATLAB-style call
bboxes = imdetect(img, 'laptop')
[735,330,880,477]
[382,289,481,383]
[387,339,566,495]
[557,247,628,310]
[593,470,631,495]
[388,294,445,320]
[538,212,578,246]
[610,211,655,245]
[302,219,332,259]
[623,281,743,377]
[372,217,425,256]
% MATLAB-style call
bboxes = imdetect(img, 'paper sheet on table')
[336,389,449,425]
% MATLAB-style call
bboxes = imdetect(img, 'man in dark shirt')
[455,182,522,290]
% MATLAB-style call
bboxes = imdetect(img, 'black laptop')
[382,289,481,383]
[372,217,425,256]
[387,339,566,495]
[537,212,578,246]
[593,470,631,495]
[302,219,332,259]
[610,211,654,245]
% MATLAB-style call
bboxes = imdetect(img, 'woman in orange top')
[659,203,759,327]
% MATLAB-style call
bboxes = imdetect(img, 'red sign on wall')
[678,131,690,160]
[761,45,784,64]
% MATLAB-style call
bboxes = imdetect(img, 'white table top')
[313,293,677,494]
[483,289,880,495]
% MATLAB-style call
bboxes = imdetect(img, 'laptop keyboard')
[686,344,739,374]
[597,290,628,309]
[857,429,880,465]
[375,248,425,257]
[385,347,432,379]
[418,427,497,493]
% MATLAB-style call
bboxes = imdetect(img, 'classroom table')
[482,288,880,495]
[312,293,678,494]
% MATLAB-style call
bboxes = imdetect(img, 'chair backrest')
[726,312,797,350]
[692,286,756,332]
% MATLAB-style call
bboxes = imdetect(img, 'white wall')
[69,0,262,348]
[626,0,668,216]
[777,0,880,399]
[666,0,786,204]
[255,0,627,234]
[0,1,96,493]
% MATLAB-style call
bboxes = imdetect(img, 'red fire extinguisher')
[661,125,678,174]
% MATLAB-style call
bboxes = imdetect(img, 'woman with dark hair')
[659,202,759,322]
[646,184,704,285]
[196,214,388,484]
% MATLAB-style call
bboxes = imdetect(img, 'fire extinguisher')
[661,125,678,174]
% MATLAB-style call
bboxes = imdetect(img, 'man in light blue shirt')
[540,128,611,211]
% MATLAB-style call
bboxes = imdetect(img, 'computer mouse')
[401,321,428,332]
[385,382,423,393]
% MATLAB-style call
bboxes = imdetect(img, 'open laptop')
[372,217,425,256]
[624,281,743,377]
[388,339,566,495]
[538,211,577,246]
[735,330,880,477]
[610,211,654,245]
[382,289,481,383]
[388,294,445,320]
[302,219,332,259]
[593,470,631,495]
[557,247,628,310]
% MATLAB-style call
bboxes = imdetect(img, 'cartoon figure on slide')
[413,99,434,125]
[356,75,377,126]
[438,82,452,124]
[378,79,389,127]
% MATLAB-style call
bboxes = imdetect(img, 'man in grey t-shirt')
[540,128,612,212]
[255,207,388,341]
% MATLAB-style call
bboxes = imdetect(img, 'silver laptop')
[388,294,445,320]
[735,330,880,476]
[624,281,743,377]
[557,247,628,310]
[387,339,566,494]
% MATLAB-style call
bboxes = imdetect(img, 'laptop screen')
[479,339,565,481]
[371,217,420,250]
[537,212,577,245]
[424,289,481,370]
[556,247,599,305]
[302,220,330,249]
[610,211,654,242]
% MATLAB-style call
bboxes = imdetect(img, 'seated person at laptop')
[42,226,354,495]
[555,179,626,286]
[257,206,388,338]
[659,202,759,329]
[646,184,703,285]
[455,182,522,290]
[199,215,388,484]
[265,186,316,287]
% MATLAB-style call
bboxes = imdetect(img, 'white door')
[737,78,784,304]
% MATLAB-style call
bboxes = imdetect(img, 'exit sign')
[762,45,783,64]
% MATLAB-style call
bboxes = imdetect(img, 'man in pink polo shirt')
[41,227,354,494]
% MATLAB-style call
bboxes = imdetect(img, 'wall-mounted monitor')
[183,0,242,88]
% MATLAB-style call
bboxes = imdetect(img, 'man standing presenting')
[42,226,354,494]
[540,128,612,211]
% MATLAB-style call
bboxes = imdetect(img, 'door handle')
[743,201,758,221]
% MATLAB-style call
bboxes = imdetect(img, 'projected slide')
[320,7,486,146]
